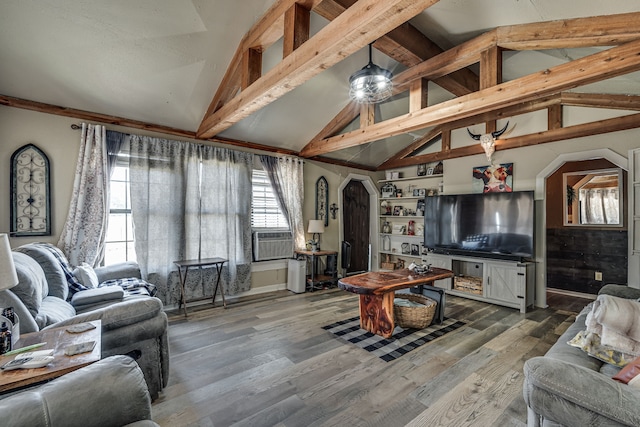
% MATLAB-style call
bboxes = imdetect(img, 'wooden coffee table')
[0,320,101,393]
[338,268,453,338]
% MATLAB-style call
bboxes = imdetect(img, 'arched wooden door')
[342,180,370,275]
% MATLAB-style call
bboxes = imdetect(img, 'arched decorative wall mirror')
[563,168,623,227]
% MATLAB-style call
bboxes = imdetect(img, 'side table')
[294,250,338,291]
[174,257,228,316]
[0,320,102,394]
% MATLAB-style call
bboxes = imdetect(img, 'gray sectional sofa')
[523,284,640,427]
[0,243,169,399]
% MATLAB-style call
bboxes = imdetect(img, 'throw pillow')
[613,355,640,386]
[568,330,636,367]
[72,263,99,289]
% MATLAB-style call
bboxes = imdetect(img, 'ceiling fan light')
[348,44,393,104]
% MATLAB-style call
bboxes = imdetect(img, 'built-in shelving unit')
[377,166,443,271]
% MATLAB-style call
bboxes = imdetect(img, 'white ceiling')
[1,0,639,167]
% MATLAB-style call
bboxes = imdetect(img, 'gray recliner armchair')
[0,355,159,427]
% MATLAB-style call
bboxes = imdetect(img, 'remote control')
[1,356,54,371]
[15,349,54,359]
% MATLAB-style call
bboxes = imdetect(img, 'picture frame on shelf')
[412,188,426,197]
[401,243,411,254]
[392,224,406,235]
[417,164,427,176]
[411,244,420,256]
[392,206,402,216]
[426,167,434,176]
[381,182,396,198]
[416,199,425,216]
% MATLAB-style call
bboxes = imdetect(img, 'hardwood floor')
[151,289,583,426]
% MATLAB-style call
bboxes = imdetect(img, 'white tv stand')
[422,253,535,313]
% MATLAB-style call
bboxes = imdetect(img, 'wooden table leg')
[358,292,395,338]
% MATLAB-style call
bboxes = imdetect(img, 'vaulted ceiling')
[2,0,640,170]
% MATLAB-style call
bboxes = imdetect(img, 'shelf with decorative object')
[378,173,443,183]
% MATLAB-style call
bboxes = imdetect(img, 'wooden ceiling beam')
[381,111,640,168]
[560,92,640,110]
[314,0,478,96]
[283,3,311,58]
[393,31,497,90]
[378,95,560,169]
[497,12,640,50]
[301,39,640,158]
[201,0,323,120]
[197,0,441,139]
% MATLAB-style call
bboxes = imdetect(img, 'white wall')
[3,104,639,306]
[0,106,81,246]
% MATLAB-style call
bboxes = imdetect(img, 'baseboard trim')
[547,287,597,300]
[163,283,288,312]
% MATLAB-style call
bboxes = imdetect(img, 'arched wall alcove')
[535,149,628,307]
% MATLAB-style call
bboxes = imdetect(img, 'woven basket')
[393,294,437,329]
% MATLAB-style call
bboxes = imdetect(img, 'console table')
[338,268,454,338]
[294,250,338,291]
[174,257,228,316]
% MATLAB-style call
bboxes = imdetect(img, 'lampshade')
[348,43,393,104]
[307,220,325,234]
[0,234,18,292]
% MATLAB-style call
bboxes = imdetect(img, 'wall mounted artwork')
[315,176,328,226]
[10,144,51,236]
[472,163,513,194]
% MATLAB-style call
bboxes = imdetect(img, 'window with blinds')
[251,169,289,229]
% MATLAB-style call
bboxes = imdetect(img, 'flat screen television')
[423,191,535,262]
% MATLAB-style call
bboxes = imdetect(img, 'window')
[104,165,136,265]
[251,169,289,229]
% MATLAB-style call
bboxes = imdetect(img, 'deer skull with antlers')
[467,121,509,164]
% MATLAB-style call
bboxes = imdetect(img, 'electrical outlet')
[595,271,603,281]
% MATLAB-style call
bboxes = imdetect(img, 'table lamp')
[0,233,19,345]
[307,220,325,252]
[0,234,18,293]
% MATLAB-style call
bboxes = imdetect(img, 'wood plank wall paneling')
[546,228,628,294]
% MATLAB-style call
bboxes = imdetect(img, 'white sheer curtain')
[58,123,109,267]
[128,135,200,304]
[580,188,619,224]
[128,136,253,303]
[200,146,253,294]
[259,155,305,250]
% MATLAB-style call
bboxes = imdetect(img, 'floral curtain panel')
[58,124,110,267]
[259,155,305,250]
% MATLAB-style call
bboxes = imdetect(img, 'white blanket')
[586,294,640,356]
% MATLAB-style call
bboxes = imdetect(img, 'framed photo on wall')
[472,163,513,193]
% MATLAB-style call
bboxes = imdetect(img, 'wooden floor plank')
[151,289,583,426]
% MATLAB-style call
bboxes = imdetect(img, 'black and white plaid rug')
[322,316,466,362]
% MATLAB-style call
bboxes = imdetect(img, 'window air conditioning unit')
[253,230,293,261]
